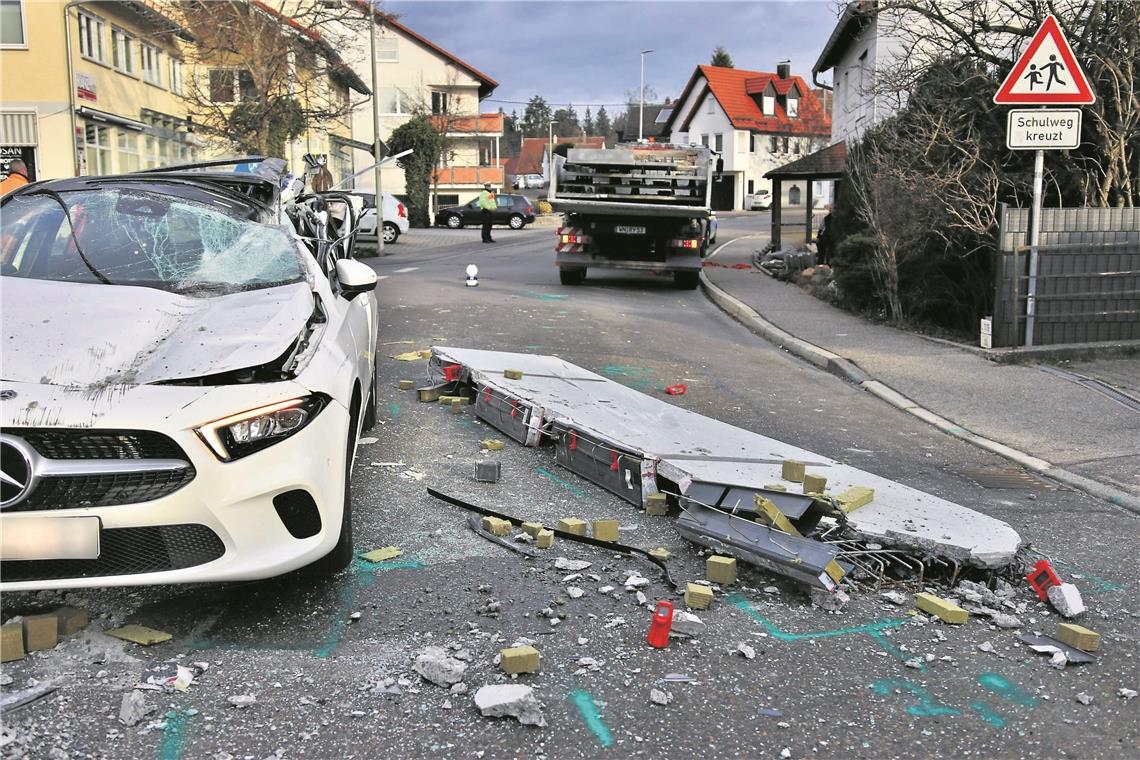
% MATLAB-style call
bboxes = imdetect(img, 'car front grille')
[0,524,226,582]
[2,428,196,511]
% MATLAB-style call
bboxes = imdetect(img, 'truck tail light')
[561,233,590,244]
[671,239,701,249]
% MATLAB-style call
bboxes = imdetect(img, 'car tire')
[446,215,463,229]
[508,214,524,230]
[559,268,586,286]
[305,399,358,577]
[674,271,700,289]
[382,222,399,244]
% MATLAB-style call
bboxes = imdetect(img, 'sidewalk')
[701,237,1140,511]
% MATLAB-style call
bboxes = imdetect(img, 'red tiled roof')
[666,65,830,138]
[348,2,497,99]
[507,136,605,176]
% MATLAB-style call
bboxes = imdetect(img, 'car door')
[495,196,513,223]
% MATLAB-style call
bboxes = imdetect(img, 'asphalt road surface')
[3,217,1137,760]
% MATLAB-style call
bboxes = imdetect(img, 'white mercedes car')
[0,161,379,590]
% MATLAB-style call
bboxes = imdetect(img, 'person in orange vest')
[0,159,29,196]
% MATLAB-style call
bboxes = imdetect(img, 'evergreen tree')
[521,95,552,137]
[583,107,594,136]
[594,106,612,142]
[710,46,734,68]
[386,116,443,228]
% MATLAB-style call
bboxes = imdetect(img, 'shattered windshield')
[0,188,304,295]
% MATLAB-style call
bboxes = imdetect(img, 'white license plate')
[615,225,646,235]
[0,515,101,560]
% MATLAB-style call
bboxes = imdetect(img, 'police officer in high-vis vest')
[477,182,496,243]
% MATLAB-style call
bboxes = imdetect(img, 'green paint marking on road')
[868,630,923,670]
[970,702,1007,728]
[314,580,358,658]
[870,679,960,718]
[536,467,588,499]
[977,672,1038,707]
[158,710,193,760]
[569,690,613,748]
[528,291,568,301]
[388,402,401,421]
[599,364,655,391]
[353,557,425,574]
[729,593,909,641]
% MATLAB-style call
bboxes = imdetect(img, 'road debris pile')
[421,347,1023,592]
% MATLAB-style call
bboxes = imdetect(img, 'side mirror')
[335,258,377,297]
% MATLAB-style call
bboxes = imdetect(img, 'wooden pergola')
[763,142,847,249]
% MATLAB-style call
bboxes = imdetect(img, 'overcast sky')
[386,0,842,116]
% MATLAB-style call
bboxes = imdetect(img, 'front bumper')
[0,383,351,591]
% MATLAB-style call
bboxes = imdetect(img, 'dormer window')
[762,95,775,116]
[787,95,799,117]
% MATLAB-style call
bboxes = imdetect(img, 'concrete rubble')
[473,685,546,726]
[414,646,469,686]
[649,688,674,706]
[811,588,850,612]
[118,692,155,727]
[670,610,706,638]
[1047,583,1086,618]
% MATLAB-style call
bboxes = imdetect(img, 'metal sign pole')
[1025,148,1043,347]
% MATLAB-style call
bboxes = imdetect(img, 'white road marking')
[393,267,419,273]
[376,275,390,280]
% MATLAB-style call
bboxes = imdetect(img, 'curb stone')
[699,269,1140,516]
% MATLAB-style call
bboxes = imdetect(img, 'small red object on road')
[647,601,674,648]
[663,384,687,396]
[1026,559,1062,601]
[442,363,462,382]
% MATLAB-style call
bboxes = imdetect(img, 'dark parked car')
[436,194,535,230]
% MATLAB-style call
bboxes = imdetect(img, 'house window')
[431,91,449,115]
[78,12,105,63]
[769,136,777,153]
[747,179,754,194]
[117,130,140,173]
[378,87,404,114]
[749,133,757,153]
[787,96,799,118]
[701,134,709,147]
[141,43,161,85]
[209,69,255,103]
[111,28,134,74]
[714,133,723,152]
[1,0,26,46]
[655,108,672,124]
[782,136,789,153]
[84,123,111,174]
[375,35,397,62]
[169,58,184,94]
[706,96,714,114]
[762,95,775,116]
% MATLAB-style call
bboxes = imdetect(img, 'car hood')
[1,277,315,388]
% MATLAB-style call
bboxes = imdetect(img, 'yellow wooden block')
[781,460,805,483]
[824,560,846,583]
[914,593,967,625]
[684,583,714,610]
[480,516,512,536]
[23,614,58,652]
[418,386,442,402]
[645,493,668,516]
[481,439,505,451]
[557,518,587,536]
[836,487,875,513]
[803,474,828,495]
[438,395,469,404]
[706,556,737,585]
[536,529,554,549]
[649,547,672,561]
[753,495,802,537]
[763,484,787,492]
[504,369,524,380]
[500,645,540,674]
[1,623,25,662]
[398,380,415,390]
[450,401,462,414]
[54,607,89,637]
[592,519,620,542]
[521,522,545,538]
[360,546,402,563]
[1055,623,1099,652]
[106,624,172,646]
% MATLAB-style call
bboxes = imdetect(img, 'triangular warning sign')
[994,15,1095,105]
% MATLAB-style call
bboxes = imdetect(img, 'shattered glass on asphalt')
[0,189,304,295]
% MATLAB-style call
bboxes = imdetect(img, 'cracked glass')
[0,188,304,295]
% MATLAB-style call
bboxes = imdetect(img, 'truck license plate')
[0,515,101,560]
[615,225,646,235]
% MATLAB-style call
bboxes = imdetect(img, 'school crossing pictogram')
[993,14,1095,105]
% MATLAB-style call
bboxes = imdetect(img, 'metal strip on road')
[1037,365,1140,413]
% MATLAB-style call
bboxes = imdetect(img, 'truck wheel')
[560,268,586,286]
[674,271,700,289]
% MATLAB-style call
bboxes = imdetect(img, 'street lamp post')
[368,1,385,253]
[639,48,653,141]
[548,119,554,184]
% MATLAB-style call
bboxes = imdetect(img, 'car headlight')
[195,395,329,462]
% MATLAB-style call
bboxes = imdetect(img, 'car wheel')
[446,215,463,229]
[508,214,524,230]
[559,268,586,286]
[382,222,399,244]
[675,271,701,289]
[305,400,358,577]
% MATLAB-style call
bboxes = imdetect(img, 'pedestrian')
[477,182,496,243]
[0,159,29,196]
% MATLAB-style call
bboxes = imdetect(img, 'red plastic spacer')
[611,451,620,471]
[646,600,674,648]
[1025,559,1062,601]
[442,364,461,382]
[569,431,577,450]
[510,400,518,418]
[663,384,687,396]
[483,387,492,404]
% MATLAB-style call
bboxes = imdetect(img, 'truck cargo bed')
[552,199,710,218]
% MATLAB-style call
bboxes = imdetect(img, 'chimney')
[777,60,791,80]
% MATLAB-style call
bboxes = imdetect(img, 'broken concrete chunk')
[106,625,172,646]
[781,460,805,483]
[915,593,967,625]
[670,610,706,638]
[557,518,587,536]
[736,643,756,659]
[1047,583,1086,618]
[360,546,403,563]
[119,691,156,726]
[811,587,850,612]
[228,694,256,709]
[592,519,620,542]
[554,558,592,572]
[473,684,546,726]
[1075,692,1094,705]
[880,590,909,606]
[1,622,25,662]
[566,587,585,599]
[499,645,541,674]
[1118,688,1138,700]
[623,573,651,589]
[684,583,714,610]
[535,529,554,549]
[835,486,875,513]
[649,688,673,706]
[706,556,737,585]
[1056,623,1099,652]
[414,646,469,687]
[1050,651,1069,669]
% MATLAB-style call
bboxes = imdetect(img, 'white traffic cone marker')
[465,264,479,287]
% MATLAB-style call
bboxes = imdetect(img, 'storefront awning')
[76,107,147,132]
